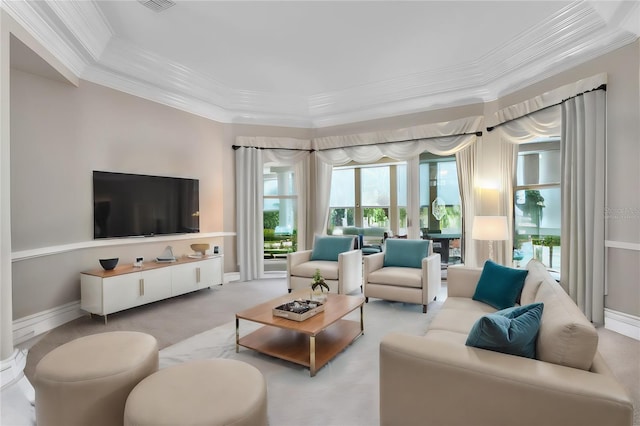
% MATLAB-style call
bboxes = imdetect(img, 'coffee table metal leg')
[360,304,364,334]
[310,335,316,377]
[235,317,239,353]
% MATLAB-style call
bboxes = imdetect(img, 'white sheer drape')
[456,142,481,267]
[235,137,311,280]
[235,147,264,281]
[491,74,607,323]
[561,90,606,325]
[313,117,483,247]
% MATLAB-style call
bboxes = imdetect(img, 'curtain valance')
[312,115,484,165]
[488,73,607,129]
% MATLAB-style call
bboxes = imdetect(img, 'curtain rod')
[486,84,606,132]
[232,130,483,151]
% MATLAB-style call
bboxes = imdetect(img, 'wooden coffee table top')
[236,290,364,336]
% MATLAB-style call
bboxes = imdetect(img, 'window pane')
[361,166,390,206]
[363,207,389,228]
[514,187,561,270]
[419,157,461,234]
[396,164,407,206]
[330,169,355,206]
[516,143,561,186]
[328,208,355,233]
[263,165,295,196]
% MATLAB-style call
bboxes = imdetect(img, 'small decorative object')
[310,269,330,301]
[99,258,119,271]
[273,299,325,321]
[190,243,210,256]
[133,257,144,268]
[156,246,176,263]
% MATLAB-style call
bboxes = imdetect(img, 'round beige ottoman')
[124,359,268,426]
[34,331,159,426]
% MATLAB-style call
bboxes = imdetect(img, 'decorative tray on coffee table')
[272,299,325,321]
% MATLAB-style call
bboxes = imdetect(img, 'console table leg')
[309,335,316,377]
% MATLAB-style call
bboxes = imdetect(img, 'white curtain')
[234,137,311,280]
[491,74,607,323]
[561,90,606,325]
[312,117,483,245]
[235,147,264,281]
[456,141,481,267]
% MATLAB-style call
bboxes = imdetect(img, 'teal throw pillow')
[310,236,354,261]
[383,239,429,269]
[472,260,528,310]
[465,302,544,358]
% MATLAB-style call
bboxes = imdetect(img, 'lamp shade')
[472,216,509,241]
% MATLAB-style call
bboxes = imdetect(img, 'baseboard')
[12,301,84,346]
[224,271,240,283]
[604,308,640,341]
[1,349,27,389]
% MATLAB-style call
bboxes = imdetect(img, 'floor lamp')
[472,216,509,263]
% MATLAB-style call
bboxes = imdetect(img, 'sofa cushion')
[290,260,339,280]
[367,267,422,288]
[472,260,528,310]
[429,304,490,335]
[520,259,546,305]
[465,303,544,359]
[383,239,429,269]
[534,279,598,370]
[310,235,354,261]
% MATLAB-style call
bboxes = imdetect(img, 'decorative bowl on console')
[190,243,210,255]
[99,258,119,271]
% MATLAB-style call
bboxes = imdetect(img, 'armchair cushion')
[310,236,354,261]
[472,260,528,310]
[290,260,339,281]
[383,239,429,268]
[466,302,544,359]
[366,266,422,288]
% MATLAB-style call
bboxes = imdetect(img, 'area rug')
[159,298,442,426]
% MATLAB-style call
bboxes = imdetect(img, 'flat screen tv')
[93,171,200,239]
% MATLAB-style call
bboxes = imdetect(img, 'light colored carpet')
[159,297,440,426]
[7,274,639,426]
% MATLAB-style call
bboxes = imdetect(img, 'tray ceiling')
[3,0,639,127]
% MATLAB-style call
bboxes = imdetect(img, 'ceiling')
[4,1,640,128]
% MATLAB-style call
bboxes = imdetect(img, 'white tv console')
[81,255,223,323]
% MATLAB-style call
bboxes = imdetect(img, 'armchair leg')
[423,305,427,314]
[288,289,292,293]
[365,297,369,303]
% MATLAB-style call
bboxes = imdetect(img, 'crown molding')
[46,0,111,62]
[1,1,87,76]
[3,1,639,129]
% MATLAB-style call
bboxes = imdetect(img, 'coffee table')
[235,290,365,376]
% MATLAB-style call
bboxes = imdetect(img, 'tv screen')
[93,171,200,239]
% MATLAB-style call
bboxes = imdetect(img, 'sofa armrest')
[421,253,441,304]
[446,264,482,298]
[363,252,384,275]
[380,332,633,426]
[338,249,363,294]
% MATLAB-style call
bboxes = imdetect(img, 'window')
[327,161,405,238]
[263,165,297,260]
[513,139,561,271]
[419,153,462,264]
[327,168,355,232]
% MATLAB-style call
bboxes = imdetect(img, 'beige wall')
[10,68,227,318]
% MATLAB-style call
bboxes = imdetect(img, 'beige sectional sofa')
[380,259,634,426]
